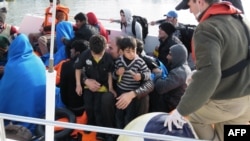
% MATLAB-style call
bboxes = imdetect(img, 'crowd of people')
[0,0,249,141]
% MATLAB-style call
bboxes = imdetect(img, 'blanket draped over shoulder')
[0,34,46,134]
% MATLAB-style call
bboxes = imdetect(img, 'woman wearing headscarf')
[0,34,46,135]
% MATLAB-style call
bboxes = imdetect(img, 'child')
[75,35,116,141]
[113,36,151,129]
[135,38,168,81]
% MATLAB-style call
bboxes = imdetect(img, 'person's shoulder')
[135,55,147,63]
[79,49,91,58]
[103,52,114,60]
[86,24,99,32]
[114,56,122,62]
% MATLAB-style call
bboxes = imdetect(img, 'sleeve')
[154,68,185,94]
[155,19,166,25]
[139,59,151,81]
[74,50,88,69]
[134,80,154,99]
[112,58,120,80]
[177,25,222,116]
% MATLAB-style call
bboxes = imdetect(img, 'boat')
[18,14,160,55]
[0,14,201,141]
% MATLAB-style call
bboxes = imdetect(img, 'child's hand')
[109,88,117,98]
[129,70,141,81]
[116,67,125,76]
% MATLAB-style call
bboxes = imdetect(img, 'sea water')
[3,0,250,35]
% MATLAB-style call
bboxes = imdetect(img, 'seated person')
[113,36,151,129]
[60,39,89,116]
[0,7,18,40]
[135,38,168,81]
[43,20,75,66]
[0,34,46,135]
[29,0,69,56]
[153,44,191,112]
[87,12,109,42]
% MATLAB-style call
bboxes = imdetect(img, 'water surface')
[2,0,250,35]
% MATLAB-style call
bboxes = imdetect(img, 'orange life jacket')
[54,59,69,85]
[43,5,69,34]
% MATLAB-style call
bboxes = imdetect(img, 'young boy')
[113,36,151,129]
[60,39,89,116]
[75,35,116,141]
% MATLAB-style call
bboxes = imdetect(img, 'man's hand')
[164,109,187,132]
[116,91,136,110]
[85,79,101,92]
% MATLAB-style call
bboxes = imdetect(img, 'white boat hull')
[18,14,159,55]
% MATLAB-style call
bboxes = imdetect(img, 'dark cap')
[175,0,189,11]
[159,22,176,35]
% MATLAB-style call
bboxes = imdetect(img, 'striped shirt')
[114,55,151,91]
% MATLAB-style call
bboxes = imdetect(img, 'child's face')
[122,47,136,60]
[75,20,83,29]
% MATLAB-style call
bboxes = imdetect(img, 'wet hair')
[119,36,136,51]
[89,35,107,54]
[71,39,89,53]
[135,38,144,55]
[74,12,87,22]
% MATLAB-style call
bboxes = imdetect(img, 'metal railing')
[0,113,205,141]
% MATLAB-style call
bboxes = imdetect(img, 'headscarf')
[43,21,74,66]
[0,34,46,134]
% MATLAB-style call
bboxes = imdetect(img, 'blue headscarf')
[0,34,46,134]
[43,21,74,66]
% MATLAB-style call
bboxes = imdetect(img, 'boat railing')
[0,113,205,141]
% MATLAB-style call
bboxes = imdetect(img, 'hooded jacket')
[121,9,143,40]
[154,44,191,112]
[0,34,46,134]
[87,12,109,42]
[178,2,250,116]
[43,21,75,66]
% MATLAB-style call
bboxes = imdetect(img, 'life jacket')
[54,59,69,85]
[43,5,69,34]
[191,2,241,63]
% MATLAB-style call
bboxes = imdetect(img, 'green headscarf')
[0,35,10,49]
